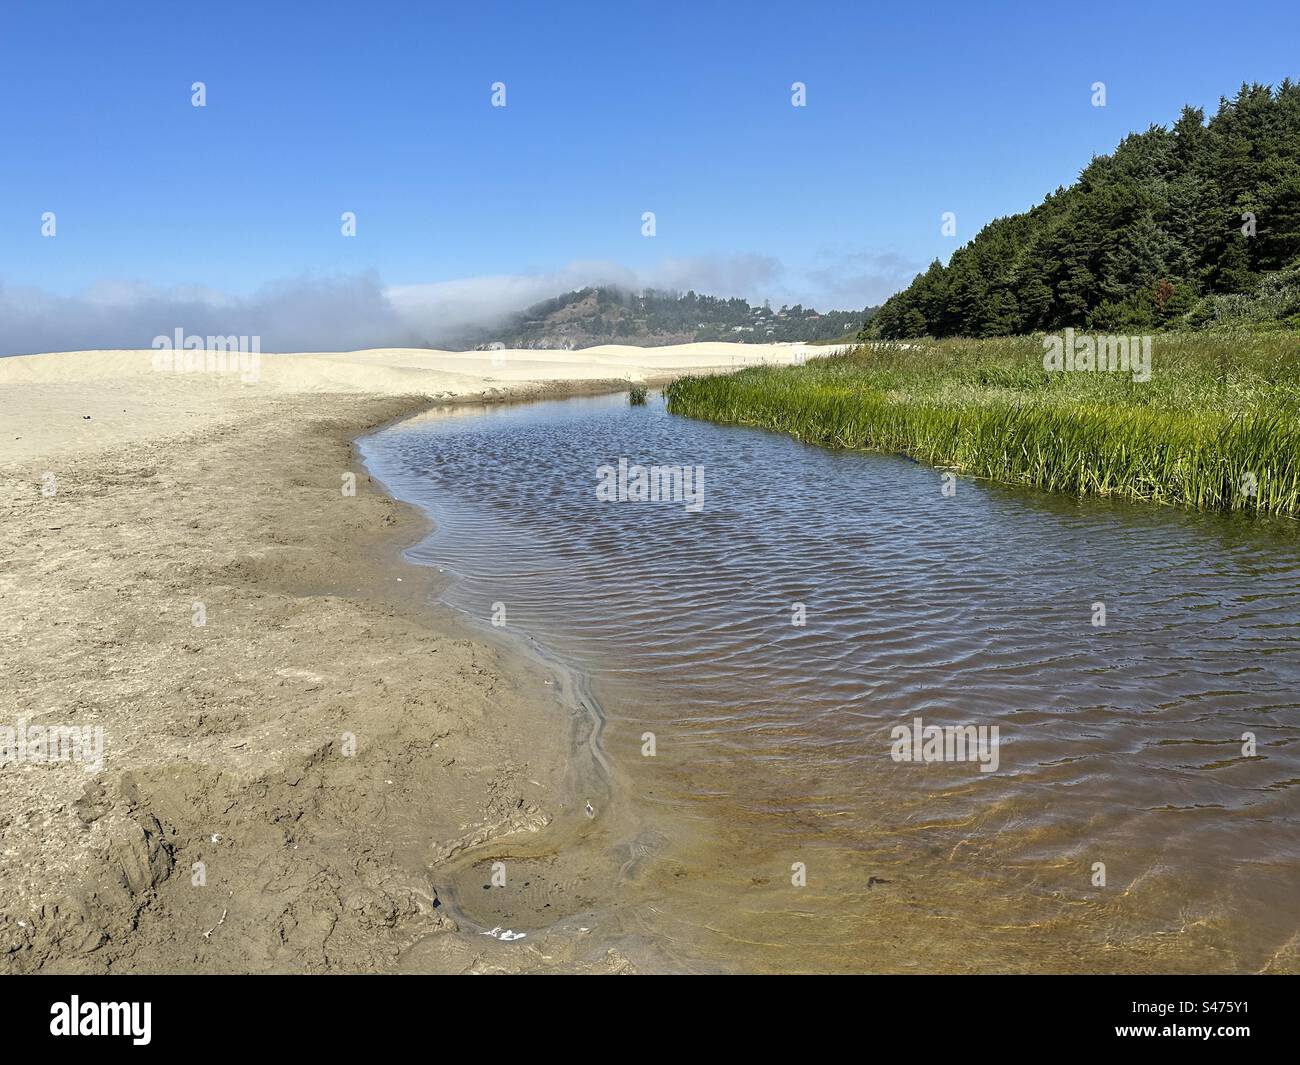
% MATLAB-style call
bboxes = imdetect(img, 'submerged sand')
[0,342,821,973]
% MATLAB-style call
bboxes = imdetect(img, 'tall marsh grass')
[665,334,1300,517]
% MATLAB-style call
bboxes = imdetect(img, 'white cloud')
[644,254,784,298]
[0,272,414,356]
[0,253,909,356]
[387,261,639,344]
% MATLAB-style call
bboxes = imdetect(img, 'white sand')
[1,342,828,463]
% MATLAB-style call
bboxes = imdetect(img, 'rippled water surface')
[362,392,1300,973]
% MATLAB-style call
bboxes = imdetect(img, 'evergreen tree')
[873,82,1300,338]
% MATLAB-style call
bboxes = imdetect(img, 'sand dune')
[0,343,826,463]
[0,341,819,386]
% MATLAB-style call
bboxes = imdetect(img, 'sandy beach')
[0,342,818,973]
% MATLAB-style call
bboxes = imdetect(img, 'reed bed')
[664,334,1300,517]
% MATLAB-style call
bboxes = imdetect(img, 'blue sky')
[2,0,1298,350]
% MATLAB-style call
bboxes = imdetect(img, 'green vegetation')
[872,82,1300,339]
[665,335,1300,517]
[477,286,877,348]
[628,384,648,405]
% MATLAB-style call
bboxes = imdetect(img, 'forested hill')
[471,287,875,348]
[870,81,1300,339]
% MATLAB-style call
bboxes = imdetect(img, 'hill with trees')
[869,81,1300,339]
[472,287,875,348]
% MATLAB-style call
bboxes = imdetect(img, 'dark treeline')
[870,82,1300,339]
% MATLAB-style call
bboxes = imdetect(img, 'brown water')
[361,392,1300,973]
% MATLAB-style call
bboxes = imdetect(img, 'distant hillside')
[870,81,1300,339]
[470,287,875,348]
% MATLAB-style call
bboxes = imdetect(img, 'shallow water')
[361,392,1300,973]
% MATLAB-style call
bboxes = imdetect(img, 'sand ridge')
[0,342,824,466]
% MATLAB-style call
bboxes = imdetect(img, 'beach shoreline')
[0,343,817,973]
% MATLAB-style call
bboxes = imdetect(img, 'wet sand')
[0,343,818,973]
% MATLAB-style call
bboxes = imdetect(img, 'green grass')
[664,333,1300,517]
[628,384,648,405]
